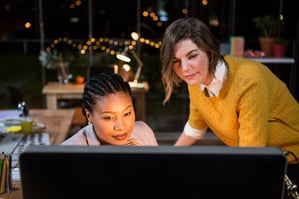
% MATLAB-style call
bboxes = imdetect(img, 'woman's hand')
[126,139,141,146]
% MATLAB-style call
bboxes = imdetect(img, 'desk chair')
[71,107,87,127]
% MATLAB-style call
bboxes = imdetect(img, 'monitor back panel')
[19,145,287,199]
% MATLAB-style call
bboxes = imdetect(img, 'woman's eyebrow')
[99,105,133,115]
[173,48,200,59]
[188,49,200,55]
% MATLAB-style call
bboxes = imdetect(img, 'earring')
[88,121,91,125]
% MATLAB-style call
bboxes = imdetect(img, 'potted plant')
[39,49,74,84]
[272,38,289,58]
[252,15,284,57]
[75,75,85,84]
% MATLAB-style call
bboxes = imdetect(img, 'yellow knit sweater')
[188,55,299,163]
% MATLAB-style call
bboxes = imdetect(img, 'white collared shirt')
[200,60,227,97]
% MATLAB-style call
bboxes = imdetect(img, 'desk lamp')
[116,46,144,88]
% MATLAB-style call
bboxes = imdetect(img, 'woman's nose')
[113,119,124,130]
[181,59,189,70]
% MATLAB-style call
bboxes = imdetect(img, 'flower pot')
[272,44,288,58]
[76,76,85,84]
[259,37,274,57]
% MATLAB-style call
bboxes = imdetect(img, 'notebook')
[0,132,24,154]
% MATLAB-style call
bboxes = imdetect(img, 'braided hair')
[82,72,132,118]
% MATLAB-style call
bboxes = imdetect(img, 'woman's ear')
[85,109,92,124]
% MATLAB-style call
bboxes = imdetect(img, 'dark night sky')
[0,0,297,43]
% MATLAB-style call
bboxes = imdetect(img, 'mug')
[21,118,33,134]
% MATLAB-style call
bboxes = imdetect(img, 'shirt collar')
[200,61,227,97]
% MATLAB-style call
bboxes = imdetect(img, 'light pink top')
[62,121,158,146]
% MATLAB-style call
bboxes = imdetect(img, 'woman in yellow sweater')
[160,17,299,198]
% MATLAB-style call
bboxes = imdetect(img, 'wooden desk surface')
[0,181,22,199]
[0,108,75,199]
[27,109,75,145]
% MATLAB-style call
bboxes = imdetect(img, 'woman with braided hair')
[62,72,158,146]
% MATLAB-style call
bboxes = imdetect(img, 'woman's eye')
[124,111,132,117]
[103,116,113,120]
[188,54,197,59]
[172,59,180,64]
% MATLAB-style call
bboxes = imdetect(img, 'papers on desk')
[0,110,19,119]
[0,110,20,133]
[10,132,51,181]
[12,168,20,181]
[0,110,46,133]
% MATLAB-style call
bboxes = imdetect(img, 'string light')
[45,9,165,55]
[45,36,161,56]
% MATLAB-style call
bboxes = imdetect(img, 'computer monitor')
[19,145,287,199]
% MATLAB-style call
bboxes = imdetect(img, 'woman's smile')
[184,72,198,80]
[113,133,128,140]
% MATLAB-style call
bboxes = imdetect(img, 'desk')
[249,57,296,95]
[27,109,75,145]
[42,82,149,121]
[0,108,75,199]
[250,57,295,64]
[0,181,22,199]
